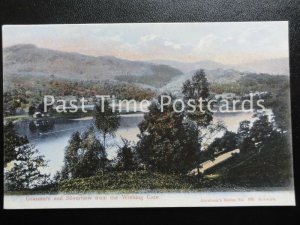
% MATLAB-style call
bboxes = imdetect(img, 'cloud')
[164,40,182,50]
[140,34,159,42]
[2,22,289,64]
[132,34,190,60]
[192,34,221,54]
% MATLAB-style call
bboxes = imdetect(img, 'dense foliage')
[3,77,156,116]
[3,69,293,193]
[182,69,213,129]
[136,94,200,173]
[210,73,289,95]
[205,131,238,158]
[94,100,120,150]
[4,121,28,166]
[60,127,107,179]
[225,115,292,187]
[4,144,50,191]
[115,139,138,171]
[57,171,205,192]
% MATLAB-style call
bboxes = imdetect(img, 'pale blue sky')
[2,22,289,64]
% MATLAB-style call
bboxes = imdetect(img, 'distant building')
[33,112,42,118]
[33,112,50,118]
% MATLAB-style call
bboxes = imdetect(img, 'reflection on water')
[14,110,272,175]
[214,109,273,132]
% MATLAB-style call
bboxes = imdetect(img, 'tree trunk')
[101,133,106,177]
[103,133,106,150]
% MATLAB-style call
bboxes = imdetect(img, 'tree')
[4,144,50,191]
[269,87,291,132]
[237,120,251,143]
[3,91,27,116]
[4,121,28,166]
[249,114,274,153]
[182,70,215,174]
[115,138,137,171]
[94,100,120,150]
[28,105,36,116]
[182,69,213,140]
[199,121,226,150]
[137,94,199,173]
[80,127,107,177]
[236,120,255,155]
[63,131,81,179]
[206,131,238,156]
[62,128,107,179]
[226,114,292,187]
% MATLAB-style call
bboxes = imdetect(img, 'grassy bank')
[57,171,204,193]
[5,170,291,195]
[5,171,226,195]
[5,171,220,195]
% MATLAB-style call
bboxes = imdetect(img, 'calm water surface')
[15,110,273,175]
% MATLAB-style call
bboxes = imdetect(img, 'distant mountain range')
[150,60,225,73]
[3,44,289,89]
[231,58,289,75]
[160,68,246,94]
[151,58,289,76]
[3,44,183,81]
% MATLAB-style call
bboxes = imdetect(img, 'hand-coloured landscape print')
[3,22,295,208]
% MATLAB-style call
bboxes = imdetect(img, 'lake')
[15,110,273,175]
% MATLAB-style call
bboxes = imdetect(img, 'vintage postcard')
[2,22,295,208]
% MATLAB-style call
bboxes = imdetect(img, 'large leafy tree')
[62,128,107,179]
[80,127,107,177]
[182,69,213,138]
[227,114,292,187]
[137,94,199,173]
[236,120,256,155]
[249,114,274,153]
[62,131,81,179]
[4,144,50,191]
[3,90,28,116]
[182,70,216,174]
[4,121,28,166]
[94,100,120,150]
[115,138,137,171]
[270,87,291,132]
[237,120,251,142]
